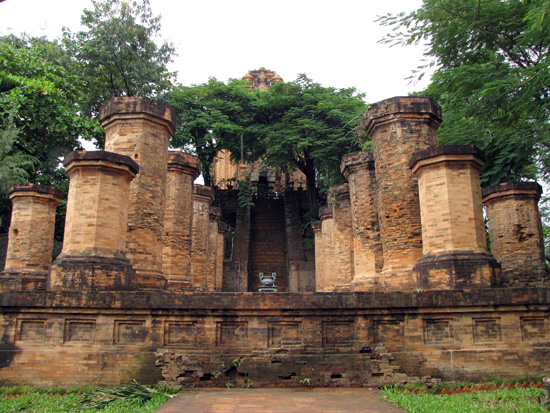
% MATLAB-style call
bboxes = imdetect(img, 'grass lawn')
[381,385,547,412]
[0,382,178,412]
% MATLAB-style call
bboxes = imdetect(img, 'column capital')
[362,96,442,135]
[167,151,201,179]
[99,96,177,136]
[410,145,485,175]
[340,150,374,178]
[482,181,543,204]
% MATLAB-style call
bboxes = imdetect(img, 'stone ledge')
[167,151,201,179]
[362,96,442,133]
[63,150,139,175]
[409,145,486,170]
[8,183,64,201]
[482,181,543,199]
[99,96,176,133]
[1,288,550,310]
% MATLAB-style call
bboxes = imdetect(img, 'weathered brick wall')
[162,151,201,290]
[341,150,383,291]
[483,182,549,286]
[49,151,139,291]
[1,289,549,387]
[363,97,441,291]
[190,185,214,290]
[1,184,63,290]
[410,146,501,289]
[99,97,176,290]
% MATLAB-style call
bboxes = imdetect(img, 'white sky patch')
[0,0,433,102]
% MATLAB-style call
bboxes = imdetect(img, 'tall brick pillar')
[314,207,333,292]
[190,185,214,290]
[328,184,354,291]
[162,151,201,291]
[341,150,383,291]
[207,206,222,291]
[216,222,228,291]
[410,146,501,289]
[482,182,548,286]
[99,97,176,290]
[1,184,63,290]
[49,151,139,291]
[362,96,441,291]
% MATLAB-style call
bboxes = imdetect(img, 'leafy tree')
[378,0,550,186]
[255,74,366,210]
[63,0,176,118]
[0,35,103,187]
[162,78,261,186]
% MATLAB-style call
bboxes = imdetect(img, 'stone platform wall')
[1,289,549,387]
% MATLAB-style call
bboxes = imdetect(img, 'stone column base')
[413,251,502,290]
[49,253,137,291]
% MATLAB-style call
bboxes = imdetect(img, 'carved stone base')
[413,251,502,290]
[49,252,137,291]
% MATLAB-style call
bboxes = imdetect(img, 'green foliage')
[0,110,37,195]
[0,34,102,188]
[161,78,260,185]
[0,384,178,412]
[64,0,176,118]
[378,0,550,186]
[255,74,366,208]
[381,386,546,412]
[237,179,255,209]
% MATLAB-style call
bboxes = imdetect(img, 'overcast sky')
[0,0,432,103]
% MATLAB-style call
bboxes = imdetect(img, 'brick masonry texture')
[1,289,549,387]
[49,151,139,291]
[2,95,550,388]
[363,96,442,291]
[162,151,201,289]
[341,150,383,291]
[2,184,63,289]
[190,185,214,290]
[99,97,176,289]
[410,146,501,289]
[483,182,549,286]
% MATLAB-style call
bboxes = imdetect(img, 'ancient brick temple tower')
[0,95,549,388]
[213,67,313,293]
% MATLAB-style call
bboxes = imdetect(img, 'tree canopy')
[163,74,367,210]
[162,78,260,186]
[0,35,102,188]
[254,75,366,209]
[378,0,550,186]
[63,0,176,118]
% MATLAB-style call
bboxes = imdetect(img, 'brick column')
[1,184,63,290]
[49,151,139,291]
[206,206,222,291]
[341,150,383,291]
[482,182,548,286]
[99,97,176,290]
[190,185,214,290]
[410,146,501,289]
[314,207,333,292]
[216,222,227,291]
[328,184,354,291]
[362,96,441,291]
[162,151,201,291]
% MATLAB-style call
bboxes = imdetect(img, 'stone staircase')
[248,197,288,292]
